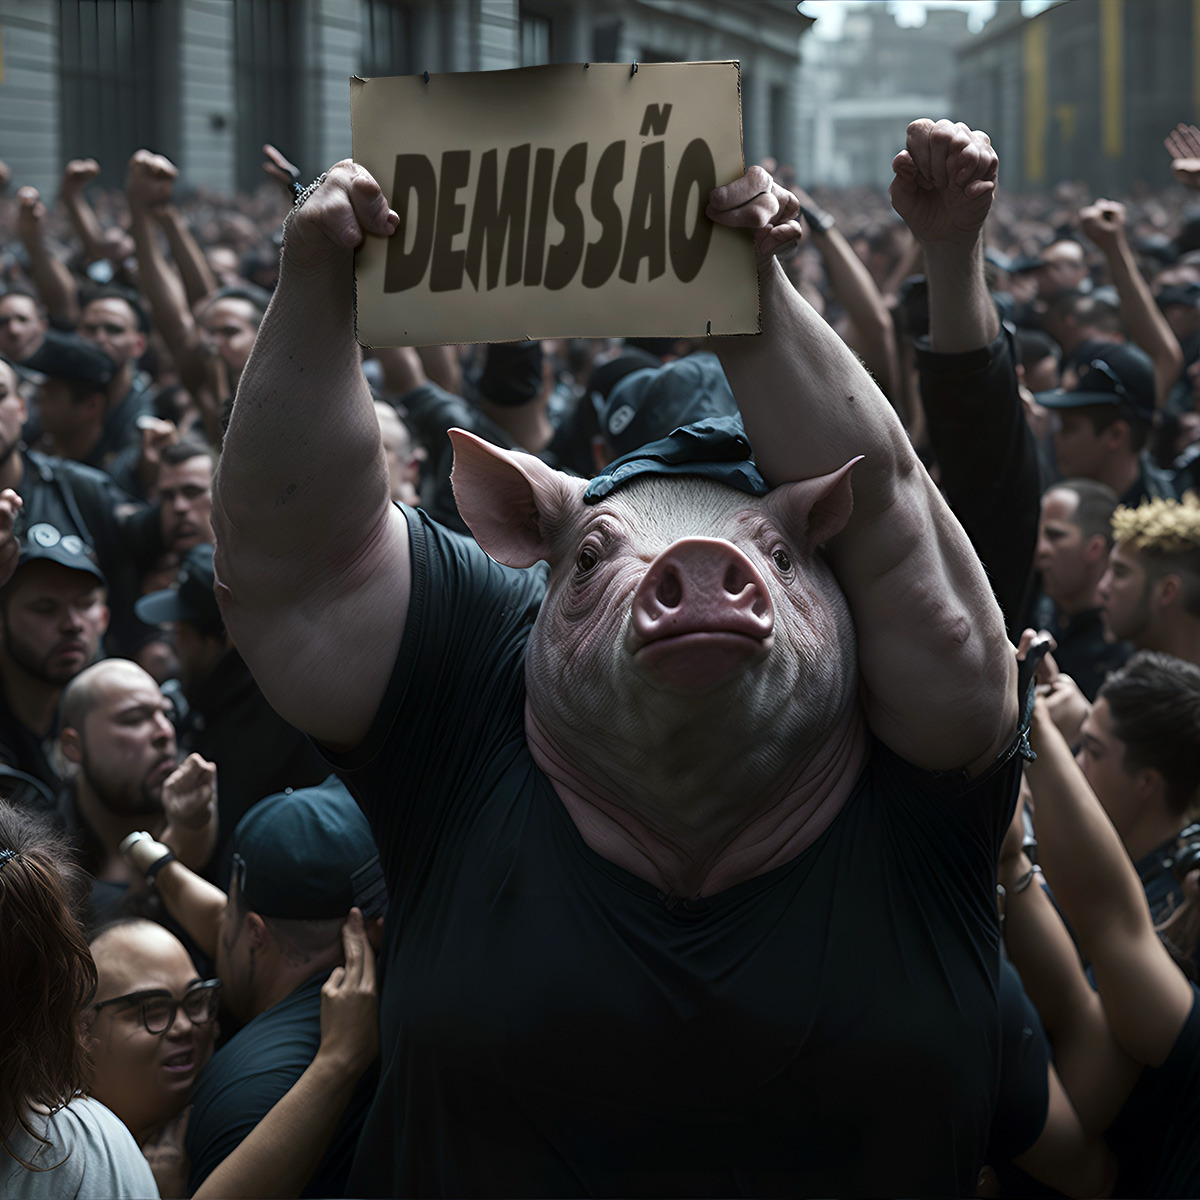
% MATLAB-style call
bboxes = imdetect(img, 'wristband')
[143,849,176,888]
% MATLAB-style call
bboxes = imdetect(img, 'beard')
[78,741,170,818]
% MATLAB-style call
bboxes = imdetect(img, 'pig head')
[449,429,862,819]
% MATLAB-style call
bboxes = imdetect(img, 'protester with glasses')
[86,918,219,1197]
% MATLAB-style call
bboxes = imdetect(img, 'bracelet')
[144,849,176,888]
[798,202,835,234]
[282,172,330,242]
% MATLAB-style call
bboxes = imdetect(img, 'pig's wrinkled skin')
[450,438,868,894]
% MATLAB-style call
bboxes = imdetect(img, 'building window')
[520,11,551,67]
[233,0,299,193]
[362,0,416,77]
[58,0,167,188]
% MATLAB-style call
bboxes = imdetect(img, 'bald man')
[59,659,215,918]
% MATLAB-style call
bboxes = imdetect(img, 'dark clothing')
[0,678,60,794]
[14,448,164,656]
[186,971,374,1199]
[401,382,566,536]
[88,373,154,484]
[1119,453,1179,509]
[1028,597,1130,701]
[987,959,1050,1170]
[1136,834,1187,926]
[916,328,1041,641]
[1110,984,1200,1197]
[330,505,1023,1198]
[180,647,329,889]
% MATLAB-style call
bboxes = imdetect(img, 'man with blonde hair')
[1098,493,1200,664]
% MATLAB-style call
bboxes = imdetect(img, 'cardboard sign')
[350,62,758,346]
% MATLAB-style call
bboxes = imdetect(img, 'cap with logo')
[16,523,105,585]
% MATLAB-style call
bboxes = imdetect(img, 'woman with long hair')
[0,801,158,1197]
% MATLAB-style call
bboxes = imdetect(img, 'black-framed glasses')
[92,979,221,1035]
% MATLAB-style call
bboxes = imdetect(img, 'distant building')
[797,3,972,189]
[0,0,809,198]
[954,0,1195,193]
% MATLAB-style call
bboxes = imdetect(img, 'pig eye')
[576,545,600,576]
[771,547,792,573]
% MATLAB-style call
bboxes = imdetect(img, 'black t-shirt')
[330,506,1022,1198]
[186,972,375,1199]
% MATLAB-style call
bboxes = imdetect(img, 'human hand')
[281,160,399,275]
[318,908,380,1076]
[16,187,46,243]
[138,416,179,472]
[0,160,10,193]
[889,119,997,247]
[126,149,178,213]
[0,489,23,588]
[1165,123,1200,188]
[262,143,301,188]
[705,166,803,274]
[62,158,101,193]
[1078,199,1126,253]
[161,753,217,832]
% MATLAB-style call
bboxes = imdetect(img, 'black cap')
[20,331,115,390]
[135,544,222,635]
[473,341,543,408]
[600,352,739,461]
[232,775,386,921]
[16,523,105,585]
[1035,342,1156,425]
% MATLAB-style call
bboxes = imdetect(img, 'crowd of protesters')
[0,111,1199,1199]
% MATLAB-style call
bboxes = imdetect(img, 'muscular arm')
[1026,699,1193,1067]
[710,159,1015,774]
[213,162,408,750]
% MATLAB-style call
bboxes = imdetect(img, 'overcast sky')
[797,0,1058,38]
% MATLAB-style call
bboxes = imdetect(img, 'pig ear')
[764,456,861,555]
[449,429,586,567]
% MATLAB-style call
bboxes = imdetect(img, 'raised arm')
[1078,199,1184,408]
[792,184,897,395]
[894,119,1040,639]
[709,159,1015,775]
[155,204,219,309]
[59,158,111,264]
[1026,698,1193,1066]
[212,162,408,750]
[16,187,79,326]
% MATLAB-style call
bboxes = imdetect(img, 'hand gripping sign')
[351,62,758,346]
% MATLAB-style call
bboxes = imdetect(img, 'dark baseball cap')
[600,352,739,461]
[135,544,223,636]
[16,523,105,585]
[1034,342,1156,425]
[20,331,115,390]
[231,775,386,921]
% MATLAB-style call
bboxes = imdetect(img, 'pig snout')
[628,539,775,691]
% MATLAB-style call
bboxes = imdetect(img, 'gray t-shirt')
[3,1096,158,1199]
